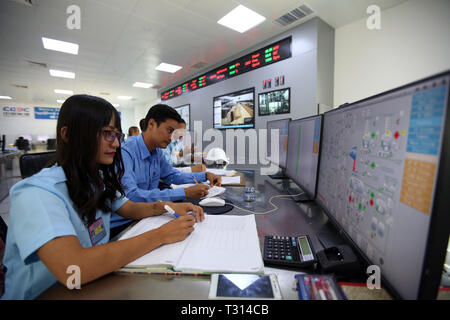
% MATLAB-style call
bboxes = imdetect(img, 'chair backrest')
[19,151,56,179]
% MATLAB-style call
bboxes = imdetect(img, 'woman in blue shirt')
[1,95,203,299]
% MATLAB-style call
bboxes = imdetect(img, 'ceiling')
[0,0,408,110]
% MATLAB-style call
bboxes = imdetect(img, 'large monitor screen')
[316,72,450,299]
[213,88,255,129]
[258,88,290,116]
[174,104,190,130]
[266,118,290,168]
[285,115,322,199]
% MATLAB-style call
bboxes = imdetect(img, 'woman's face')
[97,116,122,165]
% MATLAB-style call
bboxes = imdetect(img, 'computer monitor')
[266,118,290,179]
[285,115,322,201]
[213,88,255,129]
[316,71,450,299]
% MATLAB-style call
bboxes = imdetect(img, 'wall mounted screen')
[213,88,255,130]
[161,37,291,101]
[258,88,290,116]
[174,104,190,130]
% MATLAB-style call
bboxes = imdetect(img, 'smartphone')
[208,274,282,300]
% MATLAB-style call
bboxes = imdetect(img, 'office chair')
[19,151,55,179]
[46,139,57,150]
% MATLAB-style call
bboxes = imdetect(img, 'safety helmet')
[205,147,229,168]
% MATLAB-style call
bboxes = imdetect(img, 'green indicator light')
[268,48,273,52]
[371,162,375,169]
[371,192,375,198]
[265,49,270,53]
[229,65,235,70]
[265,58,272,62]
[229,71,235,75]
[378,189,383,193]
[358,203,362,210]
[371,132,376,139]
[363,207,366,211]
[265,53,271,58]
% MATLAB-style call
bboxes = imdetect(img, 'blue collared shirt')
[111,134,206,228]
[1,166,128,300]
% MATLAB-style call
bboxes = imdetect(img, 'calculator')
[263,235,316,268]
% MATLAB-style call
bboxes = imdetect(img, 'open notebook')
[117,213,264,274]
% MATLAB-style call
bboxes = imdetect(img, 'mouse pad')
[187,198,234,215]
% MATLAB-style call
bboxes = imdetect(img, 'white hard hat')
[205,147,229,167]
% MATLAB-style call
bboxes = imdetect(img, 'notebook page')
[175,214,264,273]
[118,213,188,267]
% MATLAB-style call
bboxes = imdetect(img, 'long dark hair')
[54,94,125,226]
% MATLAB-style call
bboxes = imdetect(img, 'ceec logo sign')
[2,106,30,112]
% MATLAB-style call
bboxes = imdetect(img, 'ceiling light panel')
[54,89,73,95]
[217,5,266,33]
[155,63,182,73]
[49,69,75,79]
[42,37,79,55]
[133,82,153,88]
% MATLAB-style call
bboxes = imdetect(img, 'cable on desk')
[225,192,304,215]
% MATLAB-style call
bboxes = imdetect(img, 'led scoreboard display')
[161,37,292,101]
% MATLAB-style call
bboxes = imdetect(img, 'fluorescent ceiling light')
[49,69,75,79]
[42,37,79,55]
[133,82,153,88]
[54,89,73,95]
[56,100,65,103]
[155,63,182,73]
[217,5,266,33]
[117,96,132,100]
[112,104,120,108]
[0,96,12,99]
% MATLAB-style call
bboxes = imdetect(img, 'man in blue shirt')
[111,104,221,232]
[161,119,206,172]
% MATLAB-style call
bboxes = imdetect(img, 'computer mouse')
[199,197,226,207]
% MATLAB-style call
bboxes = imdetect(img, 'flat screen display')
[285,115,322,198]
[266,118,290,168]
[174,104,190,130]
[213,88,255,129]
[258,88,290,116]
[316,72,450,299]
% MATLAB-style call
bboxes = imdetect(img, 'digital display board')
[161,37,292,101]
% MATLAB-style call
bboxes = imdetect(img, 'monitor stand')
[268,168,288,179]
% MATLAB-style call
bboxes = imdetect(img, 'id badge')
[88,218,107,246]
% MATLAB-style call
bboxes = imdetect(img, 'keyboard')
[263,235,316,268]
[203,186,226,198]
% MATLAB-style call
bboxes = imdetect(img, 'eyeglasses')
[101,129,125,143]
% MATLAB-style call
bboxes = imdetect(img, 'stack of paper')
[118,213,264,275]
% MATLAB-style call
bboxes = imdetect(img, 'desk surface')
[37,165,361,300]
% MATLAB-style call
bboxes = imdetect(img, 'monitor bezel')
[285,114,323,200]
[266,117,291,168]
[174,103,191,131]
[316,70,450,300]
[258,87,291,117]
[212,87,255,130]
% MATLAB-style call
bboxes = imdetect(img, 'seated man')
[127,126,140,138]
[161,119,205,173]
[110,104,221,233]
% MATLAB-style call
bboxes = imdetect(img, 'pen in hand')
[164,205,180,218]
